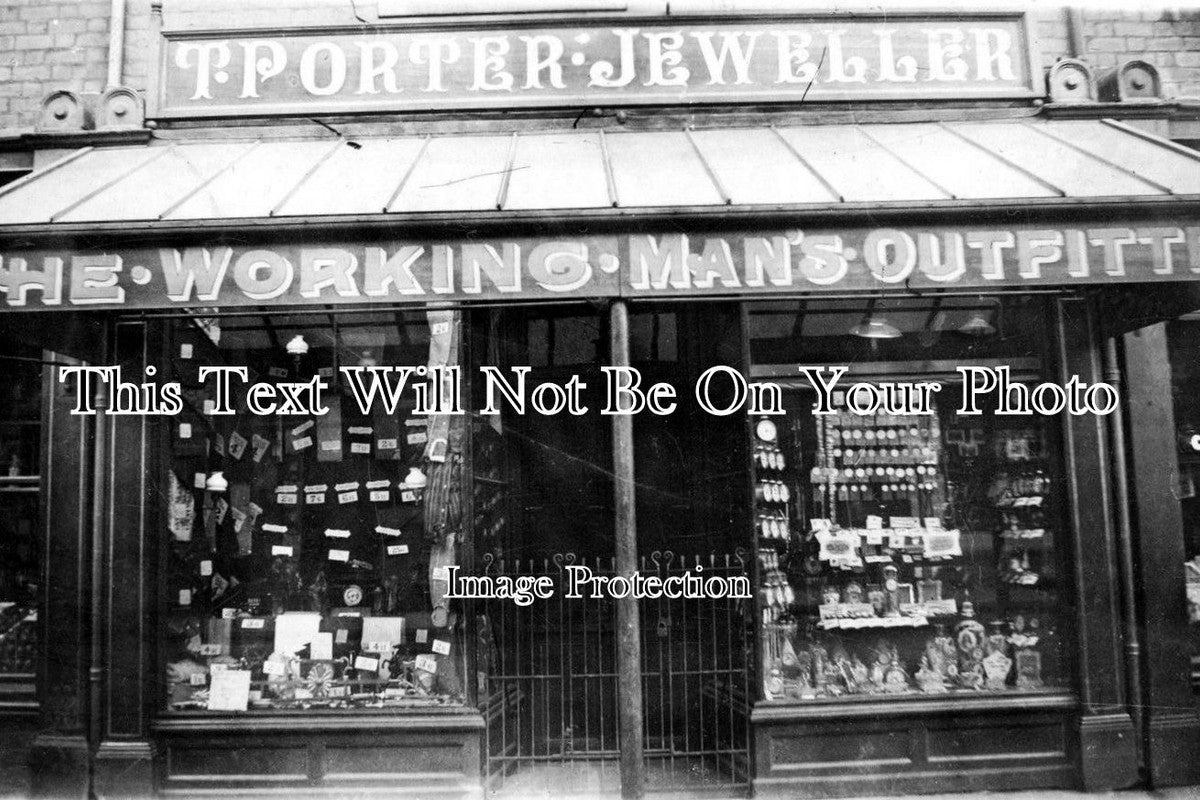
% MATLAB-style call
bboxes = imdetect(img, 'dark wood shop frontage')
[4,4,1200,798]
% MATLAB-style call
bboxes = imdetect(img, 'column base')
[28,733,90,800]
[94,740,155,800]
[1077,712,1138,791]
[1147,712,1200,788]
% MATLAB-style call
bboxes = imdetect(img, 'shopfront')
[4,4,1200,799]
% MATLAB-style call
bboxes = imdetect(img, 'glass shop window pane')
[0,345,42,703]
[749,296,1071,703]
[161,310,467,712]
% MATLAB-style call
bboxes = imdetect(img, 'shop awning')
[1,118,1198,226]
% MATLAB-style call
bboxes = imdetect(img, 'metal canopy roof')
[1,118,1197,228]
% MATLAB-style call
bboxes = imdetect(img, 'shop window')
[160,311,467,712]
[0,345,42,706]
[748,296,1070,703]
[1168,317,1200,683]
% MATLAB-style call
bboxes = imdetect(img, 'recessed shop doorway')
[472,304,752,797]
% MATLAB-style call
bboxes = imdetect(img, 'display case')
[749,297,1070,705]
[159,311,467,713]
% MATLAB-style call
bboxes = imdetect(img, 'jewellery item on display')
[342,584,363,607]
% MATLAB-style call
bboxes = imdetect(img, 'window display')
[0,347,41,697]
[161,311,466,712]
[749,298,1068,703]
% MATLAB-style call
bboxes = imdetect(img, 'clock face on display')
[343,584,363,607]
[755,418,777,443]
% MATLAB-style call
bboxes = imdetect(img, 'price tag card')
[431,639,451,655]
[179,423,193,440]
[199,560,213,577]
[363,641,394,654]
[328,549,350,562]
[291,420,315,436]
[193,472,207,489]
[370,490,389,502]
[179,589,192,606]
[293,436,313,451]
[306,491,325,504]
[338,491,359,504]
[320,440,341,452]
[262,658,286,676]
[241,618,266,629]
[432,566,450,583]
[376,438,398,451]
[415,629,428,644]
[207,670,251,712]
[325,529,351,539]
[251,434,271,463]
[354,655,380,672]
[376,525,401,537]
[222,608,237,619]
[431,321,451,335]
[865,515,884,530]
[189,672,207,686]
[271,545,293,557]
[263,523,288,534]
[400,490,417,503]
[335,629,349,644]
[387,544,409,556]
[415,654,438,674]
[225,432,246,461]
[180,343,194,359]
[348,426,373,435]
[406,431,428,445]
[276,489,298,505]
[923,517,943,529]
[350,443,371,454]
[311,632,333,660]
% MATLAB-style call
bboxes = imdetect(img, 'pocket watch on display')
[342,584,364,607]
[755,418,778,443]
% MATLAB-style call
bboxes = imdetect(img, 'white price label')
[178,589,192,606]
[328,549,350,562]
[354,655,379,672]
[271,545,293,557]
[432,639,451,655]
[293,436,313,451]
[376,438,398,450]
[415,629,428,643]
[415,654,438,674]
[199,560,213,576]
[325,529,351,539]
[376,525,402,537]
[387,544,409,556]
[350,443,371,454]
[338,491,358,504]
[370,490,389,502]
[291,420,314,435]
[241,618,265,629]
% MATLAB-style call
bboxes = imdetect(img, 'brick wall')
[1,3,1199,133]
[1036,7,1200,99]
[0,0,151,132]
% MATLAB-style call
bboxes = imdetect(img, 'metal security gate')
[480,552,751,797]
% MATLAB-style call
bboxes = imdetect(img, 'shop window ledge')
[750,688,1077,722]
[153,708,485,734]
